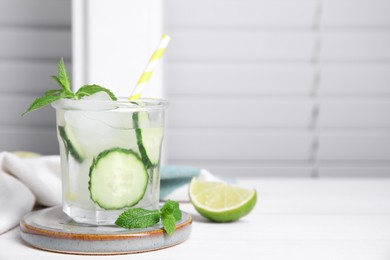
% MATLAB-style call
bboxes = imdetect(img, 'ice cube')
[53,92,116,111]
[64,108,137,156]
[81,91,112,101]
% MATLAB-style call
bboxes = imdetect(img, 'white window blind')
[0,0,71,154]
[163,0,390,177]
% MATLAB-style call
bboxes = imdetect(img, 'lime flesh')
[189,178,257,222]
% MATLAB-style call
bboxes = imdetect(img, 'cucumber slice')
[133,112,164,168]
[58,126,84,163]
[89,148,148,210]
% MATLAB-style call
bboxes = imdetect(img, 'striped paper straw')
[129,34,171,101]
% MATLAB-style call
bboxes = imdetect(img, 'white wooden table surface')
[1,178,389,260]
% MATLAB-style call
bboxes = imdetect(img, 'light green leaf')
[60,90,75,99]
[171,201,182,221]
[57,58,71,91]
[161,214,176,235]
[51,75,62,88]
[22,91,63,115]
[44,89,62,96]
[75,84,117,100]
[160,201,173,216]
[161,200,182,221]
[115,208,160,229]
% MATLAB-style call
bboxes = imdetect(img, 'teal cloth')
[159,166,201,199]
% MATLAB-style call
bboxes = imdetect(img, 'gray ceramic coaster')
[20,206,192,255]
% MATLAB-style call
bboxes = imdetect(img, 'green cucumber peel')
[133,112,164,169]
[58,126,85,163]
[133,112,153,168]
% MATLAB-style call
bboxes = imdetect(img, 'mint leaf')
[57,58,71,92]
[44,89,62,96]
[161,214,176,235]
[51,75,63,88]
[171,201,182,221]
[60,90,75,99]
[160,200,181,235]
[161,200,182,221]
[115,208,160,229]
[114,200,182,235]
[75,84,117,100]
[160,201,173,216]
[22,91,63,115]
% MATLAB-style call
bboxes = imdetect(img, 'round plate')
[20,206,192,255]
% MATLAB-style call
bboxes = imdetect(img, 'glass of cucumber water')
[52,97,167,225]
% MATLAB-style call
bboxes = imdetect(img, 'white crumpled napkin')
[0,152,61,234]
[0,151,223,235]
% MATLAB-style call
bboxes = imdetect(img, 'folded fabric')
[0,151,221,234]
[0,152,61,234]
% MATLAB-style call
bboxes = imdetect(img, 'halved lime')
[189,178,257,222]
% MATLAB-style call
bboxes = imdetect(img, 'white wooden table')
[1,178,389,260]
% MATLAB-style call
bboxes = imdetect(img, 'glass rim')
[51,97,168,111]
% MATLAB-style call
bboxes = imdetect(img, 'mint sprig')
[22,58,117,115]
[115,200,182,235]
[115,208,161,229]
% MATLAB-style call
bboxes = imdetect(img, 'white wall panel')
[0,0,71,27]
[204,166,313,177]
[318,134,390,161]
[166,130,313,161]
[322,1,390,28]
[0,29,71,60]
[319,166,390,177]
[0,96,54,127]
[168,98,314,128]
[166,0,317,28]
[321,31,390,61]
[319,65,390,96]
[165,64,315,96]
[0,127,57,154]
[0,61,70,94]
[167,31,316,62]
[318,99,390,128]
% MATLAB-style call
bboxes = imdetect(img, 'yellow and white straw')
[129,34,171,101]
